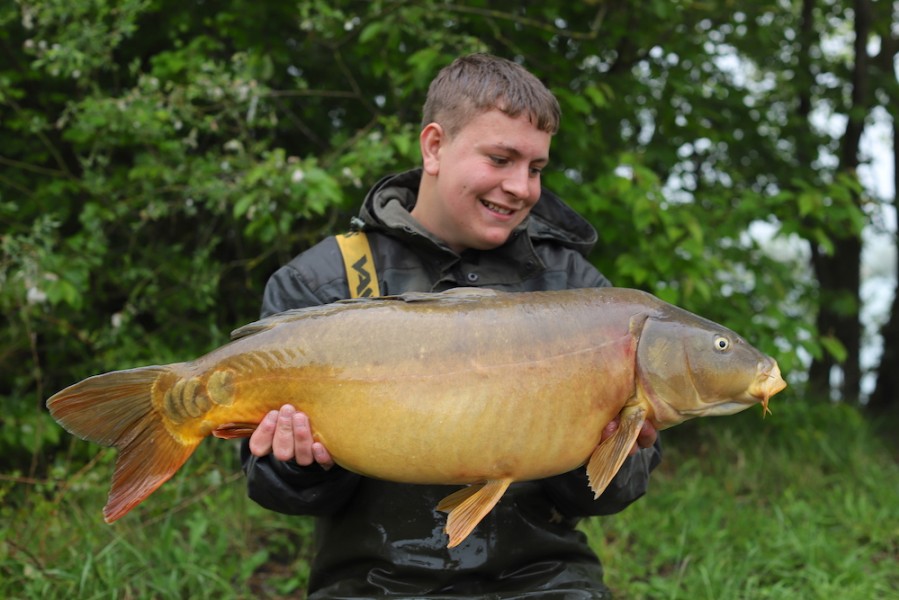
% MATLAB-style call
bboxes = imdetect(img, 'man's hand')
[248,404,334,469]
[600,417,658,456]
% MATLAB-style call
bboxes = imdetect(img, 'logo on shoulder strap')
[335,231,381,298]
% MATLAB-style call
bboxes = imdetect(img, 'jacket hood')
[357,168,598,258]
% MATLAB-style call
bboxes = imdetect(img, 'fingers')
[599,417,655,457]
[626,421,658,456]
[247,405,332,470]
[272,405,302,462]
[248,409,278,457]
[636,420,658,449]
[311,441,334,470]
[628,440,639,457]
[600,418,619,443]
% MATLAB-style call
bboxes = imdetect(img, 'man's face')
[416,109,552,252]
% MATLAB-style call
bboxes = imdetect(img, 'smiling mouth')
[481,199,513,215]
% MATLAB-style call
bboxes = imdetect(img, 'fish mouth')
[749,361,787,416]
[675,360,787,420]
[679,399,758,418]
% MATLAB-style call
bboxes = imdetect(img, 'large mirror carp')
[47,287,787,547]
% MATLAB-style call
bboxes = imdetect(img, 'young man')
[242,53,661,599]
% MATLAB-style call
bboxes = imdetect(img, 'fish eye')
[714,336,730,351]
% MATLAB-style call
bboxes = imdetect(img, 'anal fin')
[211,422,258,439]
[587,405,646,499]
[437,479,512,548]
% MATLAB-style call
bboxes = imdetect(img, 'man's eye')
[489,155,509,165]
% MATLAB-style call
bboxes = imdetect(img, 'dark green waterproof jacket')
[241,169,662,599]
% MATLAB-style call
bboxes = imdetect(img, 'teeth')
[482,200,512,215]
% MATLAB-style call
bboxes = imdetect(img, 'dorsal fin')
[396,287,500,303]
[230,303,352,340]
[230,288,503,341]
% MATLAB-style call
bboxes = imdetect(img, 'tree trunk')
[809,243,862,403]
[869,107,899,413]
[870,290,899,412]
[865,0,899,413]
[797,0,832,399]
[807,0,870,403]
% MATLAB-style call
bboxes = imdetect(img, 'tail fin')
[46,365,200,522]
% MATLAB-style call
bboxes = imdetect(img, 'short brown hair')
[422,53,561,136]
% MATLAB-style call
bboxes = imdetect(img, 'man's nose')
[501,165,532,199]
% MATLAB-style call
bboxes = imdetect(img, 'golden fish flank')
[46,287,787,548]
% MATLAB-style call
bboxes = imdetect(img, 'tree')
[868,0,899,413]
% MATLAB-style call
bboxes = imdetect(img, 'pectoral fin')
[587,406,646,499]
[437,479,512,548]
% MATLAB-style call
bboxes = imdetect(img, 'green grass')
[2,401,897,599]
[1,442,316,599]
[585,401,899,599]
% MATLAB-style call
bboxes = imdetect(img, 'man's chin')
[469,230,515,251]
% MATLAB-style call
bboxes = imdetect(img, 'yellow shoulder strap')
[334,231,381,298]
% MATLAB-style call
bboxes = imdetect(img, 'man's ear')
[420,122,444,176]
